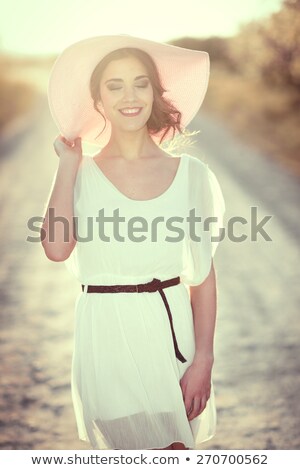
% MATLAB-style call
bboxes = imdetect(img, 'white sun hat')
[47,34,210,149]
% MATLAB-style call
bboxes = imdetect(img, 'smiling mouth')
[119,107,143,117]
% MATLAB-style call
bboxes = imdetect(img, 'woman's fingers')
[184,394,193,417]
[187,394,208,420]
[53,135,82,159]
[187,396,200,421]
[199,395,208,415]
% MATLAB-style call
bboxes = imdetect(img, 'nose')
[122,85,137,102]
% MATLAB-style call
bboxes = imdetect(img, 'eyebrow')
[105,75,149,84]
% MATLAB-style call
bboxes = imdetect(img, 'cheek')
[146,88,154,104]
[100,93,119,118]
[101,90,114,107]
[142,89,154,113]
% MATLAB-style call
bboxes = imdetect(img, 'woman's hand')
[179,358,213,421]
[53,135,82,167]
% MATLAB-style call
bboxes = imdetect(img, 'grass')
[202,63,300,177]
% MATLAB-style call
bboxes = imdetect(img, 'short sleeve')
[180,156,226,286]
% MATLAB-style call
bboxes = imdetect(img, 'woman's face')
[99,55,154,135]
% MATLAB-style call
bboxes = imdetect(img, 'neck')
[104,128,160,162]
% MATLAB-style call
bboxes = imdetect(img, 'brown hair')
[89,47,184,145]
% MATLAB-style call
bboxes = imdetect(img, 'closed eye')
[137,79,149,88]
[108,82,149,91]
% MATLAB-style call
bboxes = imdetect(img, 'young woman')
[42,35,226,450]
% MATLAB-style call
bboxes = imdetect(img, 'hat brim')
[47,34,210,149]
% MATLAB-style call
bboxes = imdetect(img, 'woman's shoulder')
[180,152,208,173]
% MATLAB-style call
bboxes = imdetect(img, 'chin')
[118,121,150,133]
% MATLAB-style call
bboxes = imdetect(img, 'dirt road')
[0,95,299,450]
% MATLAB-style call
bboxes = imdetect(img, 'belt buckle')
[151,278,162,290]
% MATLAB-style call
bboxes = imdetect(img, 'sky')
[1,0,284,57]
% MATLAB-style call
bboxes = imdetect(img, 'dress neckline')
[89,154,185,203]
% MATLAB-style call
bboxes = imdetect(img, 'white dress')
[64,152,226,450]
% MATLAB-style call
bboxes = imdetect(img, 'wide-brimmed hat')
[47,34,210,149]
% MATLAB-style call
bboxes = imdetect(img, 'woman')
[42,35,226,450]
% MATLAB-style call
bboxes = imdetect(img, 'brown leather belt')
[81,276,187,363]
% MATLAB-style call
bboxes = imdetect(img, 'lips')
[119,107,142,117]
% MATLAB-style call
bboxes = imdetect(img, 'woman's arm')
[179,261,217,420]
[40,136,81,262]
[190,260,216,366]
